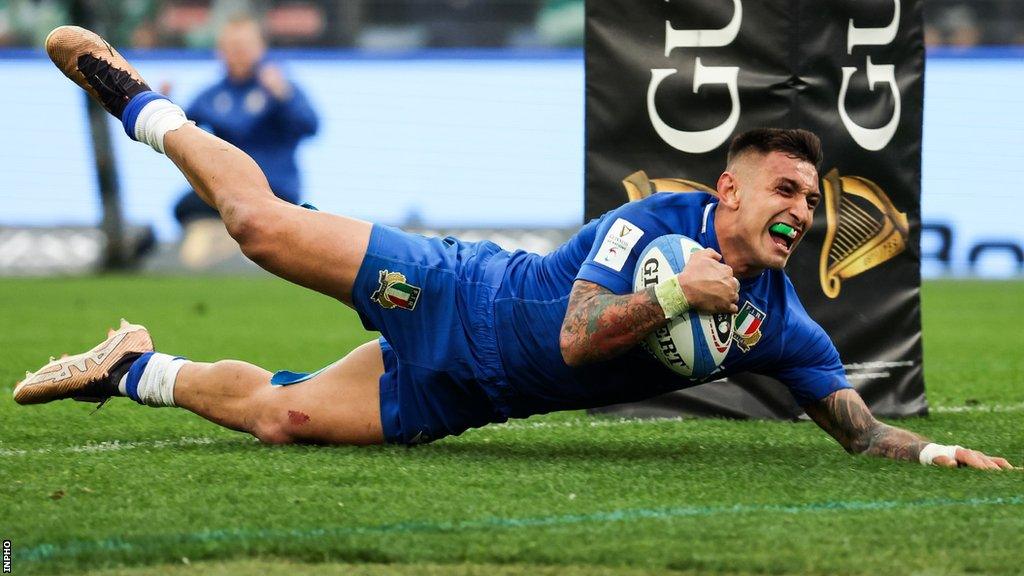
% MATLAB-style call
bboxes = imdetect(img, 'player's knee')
[221,202,257,244]
[223,202,283,264]
[252,393,325,446]
[253,424,293,445]
[243,387,297,445]
[251,412,296,445]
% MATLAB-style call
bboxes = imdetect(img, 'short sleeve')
[575,200,670,295]
[767,312,852,406]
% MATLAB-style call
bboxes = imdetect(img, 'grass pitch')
[1,276,1022,575]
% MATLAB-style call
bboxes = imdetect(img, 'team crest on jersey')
[734,301,766,352]
[371,270,421,311]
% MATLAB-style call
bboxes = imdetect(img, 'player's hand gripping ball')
[633,235,734,378]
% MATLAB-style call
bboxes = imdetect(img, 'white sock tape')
[135,352,187,407]
[133,99,190,154]
[919,443,961,466]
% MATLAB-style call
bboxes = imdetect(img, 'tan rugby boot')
[13,320,153,405]
[45,25,152,119]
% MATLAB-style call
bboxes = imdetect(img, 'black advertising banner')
[586,0,926,418]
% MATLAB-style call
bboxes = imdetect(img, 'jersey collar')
[699,199,722,255]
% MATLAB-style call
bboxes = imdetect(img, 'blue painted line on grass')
[20,494,1024,563]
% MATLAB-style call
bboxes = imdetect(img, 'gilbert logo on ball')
[634,234,733,378]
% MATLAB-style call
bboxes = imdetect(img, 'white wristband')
[919,443,961,466]
[654,276,690,319]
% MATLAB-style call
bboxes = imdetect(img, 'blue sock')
[123,351,155,404]
[120,91,169,140]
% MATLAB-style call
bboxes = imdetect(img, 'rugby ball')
[633,234,733,378]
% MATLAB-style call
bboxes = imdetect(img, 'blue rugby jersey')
[491,192,850,417]
[186,65,319,204]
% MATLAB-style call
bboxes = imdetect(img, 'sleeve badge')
[371,270,421,311]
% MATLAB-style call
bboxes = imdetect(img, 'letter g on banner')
[838,0,902,151]
[647,0,742,153]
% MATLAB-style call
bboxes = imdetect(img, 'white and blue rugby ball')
[633,234,733,378]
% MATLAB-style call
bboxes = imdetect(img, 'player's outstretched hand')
[933,447,1015,470]
[678,249,739,314]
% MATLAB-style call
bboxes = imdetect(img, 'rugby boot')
[44,26,151,119]
[13,320,153,405]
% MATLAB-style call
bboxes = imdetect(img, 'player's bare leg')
[161,126,371,302]
[45,25,370,303]
[33,27,386,445]
[15,320,386,445]
[172,339,385,445]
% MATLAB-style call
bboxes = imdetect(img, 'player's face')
[731,151,821,270]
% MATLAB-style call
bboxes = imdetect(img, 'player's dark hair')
[726,128,823,171]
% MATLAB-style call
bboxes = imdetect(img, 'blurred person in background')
[986,0,1024,44]
[408,0,539,48]
[0,0,159,47]
[0,0,65,46]
[535,0,583,47]
[174,13,319,268]
[924,2,981,47]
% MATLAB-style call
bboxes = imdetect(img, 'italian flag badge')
[734,301,766,352]
[371,270,422,311]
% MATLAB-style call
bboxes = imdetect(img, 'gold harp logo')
[819,169,909,299]
[621,170,714,201]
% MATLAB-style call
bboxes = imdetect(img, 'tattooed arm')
[803,388,928,461]
[804,388,1013,469]
[559,280,668,366]
[560,249,739,367]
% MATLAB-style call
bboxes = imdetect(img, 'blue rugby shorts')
[350,224,515,444]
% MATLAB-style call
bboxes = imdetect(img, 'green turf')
[79,559,755,576]
[1,277,1022,575]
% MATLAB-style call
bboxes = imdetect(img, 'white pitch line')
[931,402,1024,414]
[0,436,227,457]
[488,401,1024,431]
[486,416,689,432]
[2,403,1022,457]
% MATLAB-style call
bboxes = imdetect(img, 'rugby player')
[15,26,1012,470]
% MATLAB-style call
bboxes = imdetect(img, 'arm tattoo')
[559,280,668,366]
[804,388,930,462]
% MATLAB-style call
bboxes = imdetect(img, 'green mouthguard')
[769,223,797,239]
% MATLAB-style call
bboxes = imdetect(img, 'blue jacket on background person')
[185,68,319,204]
[174,15,320,226]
